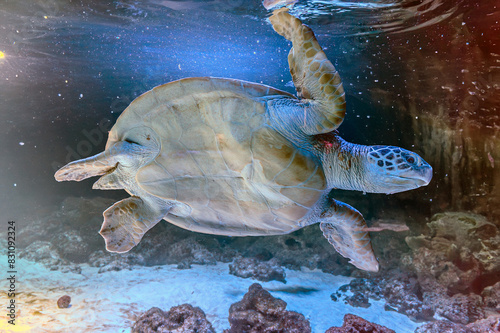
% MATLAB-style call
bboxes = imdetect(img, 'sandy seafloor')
[0,258,422,333]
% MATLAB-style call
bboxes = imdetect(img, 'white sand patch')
[0,258,422,332]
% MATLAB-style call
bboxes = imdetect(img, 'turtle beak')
[398,163,433,187]
[419,165,433,186]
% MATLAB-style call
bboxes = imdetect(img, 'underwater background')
[0,0,499,332]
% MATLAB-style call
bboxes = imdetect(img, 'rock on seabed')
[224,283,311,333]
[132,304,215,333]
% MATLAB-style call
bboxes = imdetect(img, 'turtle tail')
[269,8,346,134]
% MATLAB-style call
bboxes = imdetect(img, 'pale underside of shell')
[110,77,327,235]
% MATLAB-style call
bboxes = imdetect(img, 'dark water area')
[1,0,500,331]
[1,0,290,218]
[1,0,462,219]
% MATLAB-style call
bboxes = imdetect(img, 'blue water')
[0,1,493,332]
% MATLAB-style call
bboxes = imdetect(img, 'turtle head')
[365,146,432,194]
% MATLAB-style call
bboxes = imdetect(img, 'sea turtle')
[55,9,432,272]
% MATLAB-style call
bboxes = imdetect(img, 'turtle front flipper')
[269,8,346,135]
[319,199,379,272]
[100,197,186,253]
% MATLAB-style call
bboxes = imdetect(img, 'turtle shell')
[107,77,327,236]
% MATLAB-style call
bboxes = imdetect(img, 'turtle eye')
[125,139,138,144]
[402,151,417,165]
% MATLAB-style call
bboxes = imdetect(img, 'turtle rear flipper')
[319,199,379,272]
[270,8,346,135]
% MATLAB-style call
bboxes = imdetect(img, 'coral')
[229,257,286,283]
[414,320,474,333]
[413,316,500,333]
[401,212,499,324]
[168,238,217,266]
[19,241,63,267]
[337,278,382,300]
[60,265,82,274]
[235,226,352,275]
[482,281,500,310]
[382,275,434,321]
[344,293,371,308]
[429,293,485,325]
[224,283,311,333]
[334,273,434,321]
[88,250,115,268]
[405,212,500,294]
[369,221,413,271]
[331,278,378,308]
[98,261,131,273]
[137,232,229,268]
[89,250,145,273]
[57,295,71,309]
[417,276,485,325]
[15,220,48,249]
[325,314,395,333]
[132,304,215,333]
[18,197,115,265]
[467,315,500,333]
[51,230,89,263]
